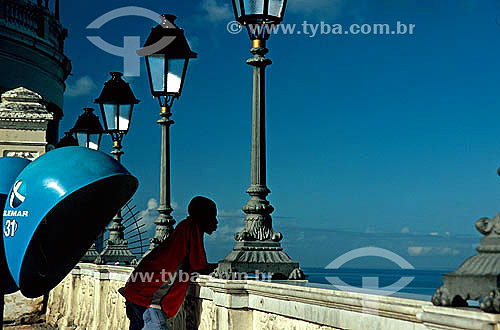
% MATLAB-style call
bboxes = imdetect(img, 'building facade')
[0,0,71,146]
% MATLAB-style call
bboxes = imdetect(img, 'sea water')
[301,267,451,300]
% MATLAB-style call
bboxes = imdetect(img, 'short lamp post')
[94,72,140,265]
[56,131,78,148]
[71,108,103,263]
[217,0,303,279]
[140,14,197,251]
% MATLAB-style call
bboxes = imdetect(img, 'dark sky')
[58,0,497,269]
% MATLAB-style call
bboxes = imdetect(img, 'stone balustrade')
[45,263,500,330]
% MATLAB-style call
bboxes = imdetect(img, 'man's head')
[188,196,218,234]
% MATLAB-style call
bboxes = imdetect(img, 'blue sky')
[58,0,500,268]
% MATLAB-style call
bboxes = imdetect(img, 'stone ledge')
[0,141,48,146]
[191,275,500,330]
[46,266,500,330]
[72,263,133,282]
[419,305,500,330]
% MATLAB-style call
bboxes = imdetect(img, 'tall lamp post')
[217,0,303,279]
[70,108,103,263]
[94,72,140,265]
[140,15,197,250]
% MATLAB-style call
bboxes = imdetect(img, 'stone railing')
[46,263,500,330]
[0,0,66,51]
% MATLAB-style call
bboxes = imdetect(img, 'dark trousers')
[126,300,147,330]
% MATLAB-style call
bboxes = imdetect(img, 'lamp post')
[70,108,103,150]
[217,0,303,279]
[140,14,197,251]
[70,108,103,263]
[94,72,140,265]
[56,131,78,148]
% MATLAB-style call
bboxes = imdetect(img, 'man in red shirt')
[120,196,218,330]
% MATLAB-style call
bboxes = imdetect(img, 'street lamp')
[94,72,139,148]
[233,0,287,41]
[217,0,303,279]
[56,131,78,148]
[93,72,140,265]
[140,14,197,250]
[141,14,197,107]
[70,108,103,150]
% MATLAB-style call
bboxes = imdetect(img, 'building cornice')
[0,87,53,130]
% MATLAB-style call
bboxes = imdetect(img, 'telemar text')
[3,210,29,217]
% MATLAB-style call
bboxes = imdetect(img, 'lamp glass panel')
[118,104,132,132]
[149,55,166,93]
[268,0,284,17]
[243,0,264,15]
[76,132,88,148]
[103,104,118,131]
[166,59,185,94]
[234,0,242,17]
[88,134,100,151]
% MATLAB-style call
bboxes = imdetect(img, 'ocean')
[301,267,452,300]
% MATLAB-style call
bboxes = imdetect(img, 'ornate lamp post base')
[80,243,99,263]
[96,241,137,265]
[149,212,175,251]
[217,241,303,279]
[97,210,137,265]
[433,212,500,312]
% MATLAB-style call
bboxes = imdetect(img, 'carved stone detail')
[0,87,53,130]
[480,290,500,313]
[433,207,500,311]
[254,310,339,330]
[431,285,451,307]
[3,150,38,160]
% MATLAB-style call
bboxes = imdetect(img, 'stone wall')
[46,264,131,330]
[3,291,45,324]
[45,263,500,330]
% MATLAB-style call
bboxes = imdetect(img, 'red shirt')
[120,217,208,318]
